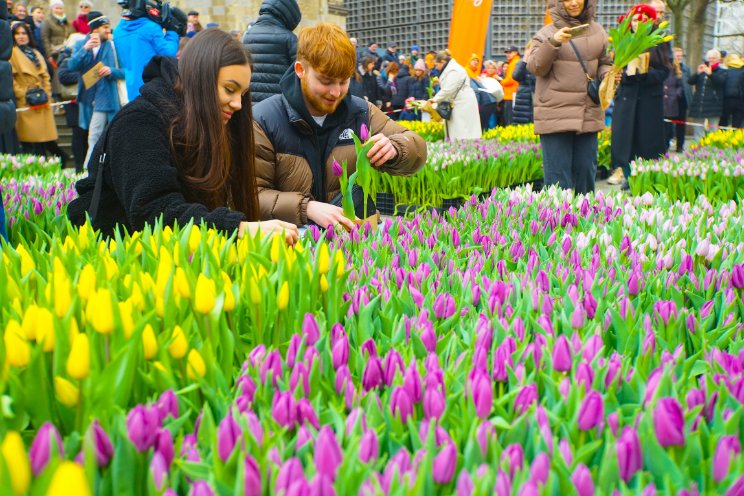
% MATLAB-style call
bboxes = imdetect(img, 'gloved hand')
[161,3,187,36]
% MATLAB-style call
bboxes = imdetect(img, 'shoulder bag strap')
[568,39,593,81]
[87,123,114,224]
[109,40,120,69]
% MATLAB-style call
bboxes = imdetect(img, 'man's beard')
[300,76,344,116]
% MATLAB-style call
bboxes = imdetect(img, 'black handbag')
[435,76,468,120]
[25,87,49,106]
[568,40,600,105]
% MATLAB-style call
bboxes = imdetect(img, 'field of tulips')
[693,129,744,151]
[1,182,744,495]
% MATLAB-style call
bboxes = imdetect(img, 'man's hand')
[239,220,299,245]
[366,133,398,167]
[98,66,112,77]
[84,34,100,51]
[307,201,354,230]
[553,27,573,45]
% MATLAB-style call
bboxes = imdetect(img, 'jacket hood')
[548,0,595,27]
[258,0,301,31]
[114,16,153,34]
[398,64,411,78]
[140,56,181,119]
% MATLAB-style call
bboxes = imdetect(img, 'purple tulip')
[276,458,305,493]
[315,426,343,480]
[731,263,744,289]
[403,362,423,403]
[296,398,320,429]
[578,391,604,431]
[423,382,445,420]
[345,408,367,436]
[260,350,284,386]
[476,422,494,457]
[302,313,320,346]
[530,452,550,485]
[30,422,64,475]
[154,428,175,469]
[217,412,241,462]
[383,350,405,386]
[359,429,379,463]
[576,362,594,391]
[571,464,595,496]
[88,420,114,468]
[273,391,297,429]
[503,444,524,478]
[607,412,619,437]
[126,405,161,452]
[493,344,512,382]
[244,456,261,496]
[290,362,310,397]
[309,474,336,496]
[470,373,493,419]
[559,438,573,466]
[552,335,572,372]
[157,390,179,421]
[495,470,511,496]
[617,427,643,482]
[518,480,540,496]
[360,123,369,141]
[362,356,384,392]
[726,475,744,496]
[432,442,457,484]
[335,365,350,395]
[571,305,585,329]
[286,334,302,370]
[433,293,456,319]
[331,334,349,369]
[390,386,414,422]
[331,160,343,177]
[150,452,168,491]
[456,469,474,496]
[653,398,685,447]
[514,383,538,415]
[713,436,742,482]
[190,480,215,496]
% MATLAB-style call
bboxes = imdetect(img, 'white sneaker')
[606,168,625,185]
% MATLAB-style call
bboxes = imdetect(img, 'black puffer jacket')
[688,67,726,118]
[242,0,301,103]
[723,66,744,99]
[67,57,246,236]
[391,65,413,107]
[512,60,536,124]
[349,67,381,105]
[0,2,16,139]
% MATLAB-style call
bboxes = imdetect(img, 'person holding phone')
[527,0,611,194]
[67,29,299,243]
[687,49,727,140]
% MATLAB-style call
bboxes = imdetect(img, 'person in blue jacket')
[113,0,183,100]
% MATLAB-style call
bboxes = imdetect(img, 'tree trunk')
[666,0,690,49]
[686,0,711,67]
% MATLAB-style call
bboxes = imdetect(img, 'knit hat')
[49,0,65,8]
[414,59,426,71]
[410,44,419,52]
[87,11,109,30]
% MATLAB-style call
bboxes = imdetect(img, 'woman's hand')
[239,220,299,245]
[306,201,355,231]
[553,27,573,45]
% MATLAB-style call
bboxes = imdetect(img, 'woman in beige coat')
[9,22,65,160]
[527,0,611,194]
[431,49,482,140]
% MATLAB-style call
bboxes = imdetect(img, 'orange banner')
[448,0,494,68]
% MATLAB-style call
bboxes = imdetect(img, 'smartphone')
[569,24,590,37]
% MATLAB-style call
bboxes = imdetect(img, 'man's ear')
[294,61,305,79]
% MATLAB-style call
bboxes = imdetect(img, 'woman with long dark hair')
[9,21,67,162]
[68,28,298,242]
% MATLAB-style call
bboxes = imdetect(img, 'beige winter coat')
[10,47,57,143]
[431,58,481,140]
[527,0,612,135]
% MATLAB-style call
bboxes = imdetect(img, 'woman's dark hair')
[11,21,35,49]
[171,28,258,221]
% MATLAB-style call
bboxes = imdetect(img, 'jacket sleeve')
[512,60,527,82]
[501,58,519,93]
[106,109,246,232]
[67,40,91,71]
[41,21,52,57]
[431,67,467,103]
[39,56,52,97]
[367,102,426,177]
[528,29,560,77]
[709,67,727,89]
[688,72,701,86]
[149,26,179,58]
[253,122,309,225]
[10,51,27,102]
[597,38,612,81]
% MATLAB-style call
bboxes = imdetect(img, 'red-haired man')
[252,22,427,229]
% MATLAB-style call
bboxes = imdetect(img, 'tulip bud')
[360,123,369,141]
[391,386,414,422]
[559,438,573,466]
[456,469,474,496]
[471,373,493,419]
[187,349,207,379]
[317,243,330,274]
[616,427,642,482]
[731,264,744,289]
[653,398,685,447]
[514,383,538,415]
[245,455,261,496]
[54,376,79,407]
[273,391,297,429]
[168,325,188,359]
[194,274,216,314]
[432,442,457,484]
[362,356,384,392]
[578,391,604,431]
[331,334,349,369]
[1,431,31,495]
[530,452,550,485]
[142,324,158,360]
[277,281,290,310]
[494,470,511,496]
[46,461,92,496]
[331,160,343,177]
[571,464,595,496]
[315,426,343,480]
[296,398,320,429]
[403,362,423,403]
[126,405,160,452]
[359,429,379,463]
[217,412,241,462]
[276,458,305,493]
[301,313,320,346]
[189,480,215,496]
[150,451,168,491]
[433,292,456,319]
[422,382,445,420]
[504,444,524,478]
[552,335,572,372]
[66,332,90,379]
[4,320,30,368]
[713,435,741,482]
[87,420,114,468]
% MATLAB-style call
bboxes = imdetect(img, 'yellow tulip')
[21,304,38,340]
[5,275,20,300]
[4,320,29,368]
[249,278,261,305]
[226,245,237,265]
[1,431,31,495]
[129,282,144,311]
[139,272,154,293]
[662,35,674,42]
[77,224,91,250]
[103,256,118,279]
[658,20,669,29]
[174,267,191,299]
[62,235,77,253]
[68,317,80,343]
[53,273,72,319]
[223,283,236,312]
[66,333,90,379]
[194,274,216,314]
[118,300,134,339]
[162,225,173,242]
[142,324,158,360]
[334,251,345,277]
[270,233,282,262]
[155,247,173,296]
[77,264,96,300]
[46,461,91,496]
[89,289,114,334]
[188,226,201,253]
[16,245,35,277]
[277,281,289,310]
[152,361,168,373]
[35,307,55,352]
[317,243,330,274]
[319,274,329,294]
[168,325,188,359]
[187,349,206,379]
[54,377,79,407]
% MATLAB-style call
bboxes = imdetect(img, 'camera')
[117,0,187,36]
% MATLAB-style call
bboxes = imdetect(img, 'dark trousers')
[479,102,498,131]
[502,100,514,125]
[540,131,598,194]
[719,98,744,129]
[665,108,687,152]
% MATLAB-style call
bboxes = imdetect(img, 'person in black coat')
[512,47,536,124]
[719,54,743,129]
[349,56,382,107]
[67,29,298,243]
[663,61,684,152]
[57,43,88,172]
[242,0,301,103]
[687,49,726,141]
[611,43,672,189]
[0,0,19,155]
[390,63,413,119]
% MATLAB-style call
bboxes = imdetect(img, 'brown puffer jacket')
[527,0,611,135]
[253,82,427,225]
